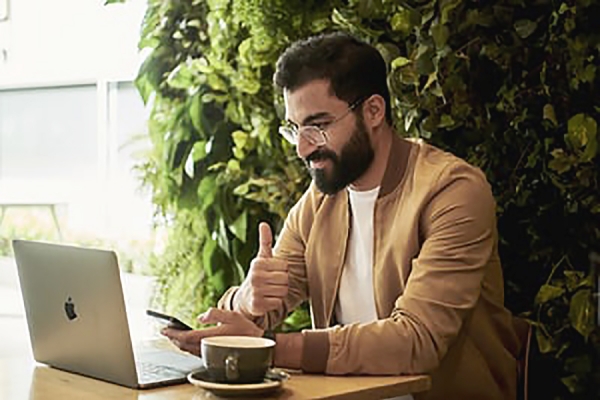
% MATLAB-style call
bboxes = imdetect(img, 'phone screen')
[146,309,193,330]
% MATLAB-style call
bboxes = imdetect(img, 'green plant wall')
[128,0,599,398]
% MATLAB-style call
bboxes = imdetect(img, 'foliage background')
[122,0,599,398]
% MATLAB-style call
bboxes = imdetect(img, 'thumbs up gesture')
[234,222,289,317]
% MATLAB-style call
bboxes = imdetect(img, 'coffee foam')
[202,336,275,349]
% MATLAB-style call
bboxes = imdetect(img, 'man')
[163,32,521,399]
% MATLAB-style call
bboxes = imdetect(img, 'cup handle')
[225,354,239,382]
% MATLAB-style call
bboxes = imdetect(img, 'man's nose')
[296,134,318,160]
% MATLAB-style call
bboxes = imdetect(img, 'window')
[109,81,150,181]
[0,84,97,180]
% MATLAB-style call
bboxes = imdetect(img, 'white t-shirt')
[335,186,379,325]
[335,186,413,400]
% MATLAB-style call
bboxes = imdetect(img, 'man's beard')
[304,117,374,195]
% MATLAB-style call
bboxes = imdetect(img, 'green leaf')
[415,45,435,75]
[580,64,596,83]
[422,73,438,93]
[202,239,218,278]
[514,19,537,38]
[567,113,598,162]
[232,74,261,95]
[431,23,450,49]
[191,141,208,162]
[189,94,205,134]
[197,175,217,211]
[229,211,248,242]
[233,182,250,196]
[568,289,595,339]
[390,9,412,34]
[207,74,228,92]
[563,270,594,291]
[438,114,455,128]
[167,63,196,90]
[535,327,554,353]
[391,56,411,70]
[564,355,592,375]
[548,149,574,174]
[217,218,231,257]
[233,147,245,160]
[357,0,384,18]
[134,61,155,105]
[535,284,565,304]
[465,9,494,27]
[440,0,462,25]
[232,130,248,150]
[561,375,581,394]
[282,307,311,332]
[567,113,596,148]
[376,43,401,66]
[227,159,241,172]
[543,104,558,126]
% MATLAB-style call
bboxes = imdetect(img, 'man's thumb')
[257,222,273,258]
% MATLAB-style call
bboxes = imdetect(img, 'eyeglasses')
[278,97,366,147]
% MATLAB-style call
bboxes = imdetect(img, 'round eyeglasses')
[278,97,366,147]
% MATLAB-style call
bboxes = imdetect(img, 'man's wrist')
[271,332,303,370]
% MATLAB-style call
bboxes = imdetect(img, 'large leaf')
[535,284,565,304]
[514,19,538,38]
[566,114,597,155]
[568,289,595,339]
[535,327,555,354]
[229,210,248,243]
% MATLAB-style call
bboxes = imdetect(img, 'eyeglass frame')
[278,96,368,147]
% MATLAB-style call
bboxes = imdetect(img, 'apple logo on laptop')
[64,297,78,321]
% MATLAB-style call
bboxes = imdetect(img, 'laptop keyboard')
[138,361,188,381]
[134,344,204,384]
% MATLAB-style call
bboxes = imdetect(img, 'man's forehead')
[283,80,340,123]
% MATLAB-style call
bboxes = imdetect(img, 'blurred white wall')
[0,0,155,242]
[0,0,146,85]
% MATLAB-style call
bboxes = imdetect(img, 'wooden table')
[0,263,431,399]
[0,355,431,400]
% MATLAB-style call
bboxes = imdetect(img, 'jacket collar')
[378,134,414,198]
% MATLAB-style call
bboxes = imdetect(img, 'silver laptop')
[12,239,204,389]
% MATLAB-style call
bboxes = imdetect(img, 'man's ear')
[363,94,387,129]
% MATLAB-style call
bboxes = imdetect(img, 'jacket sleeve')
[217,189,312,330]
[303,164,496,375]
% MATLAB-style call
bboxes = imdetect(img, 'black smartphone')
[146,309,193,330]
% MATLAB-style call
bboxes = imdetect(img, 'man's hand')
[161,308,263,356]
[234,222,289,317]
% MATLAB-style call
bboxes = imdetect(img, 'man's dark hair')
[273,32,393,124]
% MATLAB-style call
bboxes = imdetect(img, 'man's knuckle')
[250,273,261,285]
[251,299,262,312]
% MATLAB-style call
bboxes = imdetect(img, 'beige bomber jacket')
[218,135,521,399]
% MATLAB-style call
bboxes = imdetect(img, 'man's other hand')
[234,222,289,317]
[161,308,264,356]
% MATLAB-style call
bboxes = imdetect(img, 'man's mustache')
[305,149,338,164]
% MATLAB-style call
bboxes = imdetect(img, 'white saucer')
[187,368,289,397]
